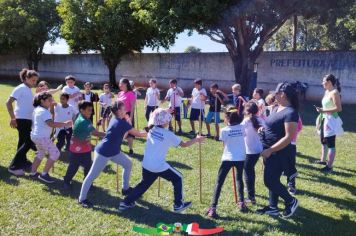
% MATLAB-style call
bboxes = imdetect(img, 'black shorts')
[100,106,111,118]
[170,107,181,122]
[320,118,336,148]
[190,108,205,121]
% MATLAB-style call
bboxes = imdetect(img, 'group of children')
[7,69,303,219]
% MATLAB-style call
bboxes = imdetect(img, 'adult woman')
[6,69,39,175]
[117,78,136,155]
[315,74,343,173]
[257,82,299,218]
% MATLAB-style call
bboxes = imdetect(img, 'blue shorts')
[205,111,221,124]
[190,108,205,121]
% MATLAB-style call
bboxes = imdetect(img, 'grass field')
[0,80,355,236]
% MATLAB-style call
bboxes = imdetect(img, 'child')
[52,93,76,152]
[29,92,72,183]
[205,83,228,140]
[265,93,277,117]
[62,75,82,114]
[36,81,63,95]
[230,84,247,117]
[164,79,184,134]
[285,116,303,195]
[241,101,265,204]
[82,82,98,122]
[206,106,246,218]
[78,101,147,208]
[189,79,207,135]
[63,101,105,189]
[144,79,160,121]
[119,108,205,212]
[99,83,113,131]
[252,88,266,118]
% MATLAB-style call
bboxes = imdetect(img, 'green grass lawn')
[0,80,355,236]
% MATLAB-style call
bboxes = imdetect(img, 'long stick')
[116,164,119,193]
[95,101,99,145]
[215,95,218,137]
[199,106,203,203]
[232,167,238,204]
[173,90,177,133]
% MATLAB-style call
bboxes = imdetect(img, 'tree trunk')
[105,62,118,89]
[231,56,254,96]
[292,15,298,51]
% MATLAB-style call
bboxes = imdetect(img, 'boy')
[229,84,247,116]
[205,83,228,140]
[51,93,76,152]
[82,82,99,122]
[62,75,82,114]
[164,79,184,134]
[99,83,113,131]
[63,101,105,189]
[145,79,160,121]
[189,78,207,135]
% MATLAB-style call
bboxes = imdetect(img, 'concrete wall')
[0,51,355,103]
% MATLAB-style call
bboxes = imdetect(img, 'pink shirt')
[291,116,303,145]
[117,91,136,113]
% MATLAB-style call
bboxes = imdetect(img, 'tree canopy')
[0,0,60,71]
[184,46,201,53]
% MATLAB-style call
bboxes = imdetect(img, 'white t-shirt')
[84,93,91,102]
[142,126,182,172]
[62,85,81,112]
[165,87,183,108]
[241,117,265,154]
[54,104,75,127]
[257,98,266,117]
[191,88,207,109]
[146,87,160,106]
[220,124,246,161]
[99,93,112,108]
[31,106,53,138]
[10,83,34,120]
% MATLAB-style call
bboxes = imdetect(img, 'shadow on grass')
[0,165,20,186]
[167,161,193,170]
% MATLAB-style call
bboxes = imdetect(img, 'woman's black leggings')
[9,119,36,170]
[211,161,244,208]
[264,145,294,208]
[243,153,260,199]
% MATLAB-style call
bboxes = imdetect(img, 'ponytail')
[33,92,52,107]
[225,106,243,125]
[244,101,261,130]
[19,68,39,82]
[335,78,341,93]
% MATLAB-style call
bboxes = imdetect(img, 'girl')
[6,68,39,176]
[99,83,113,131]
[241,101,265,205]
[36,81,63,95]
[119,108,205,212]
[258,82,299,218]
[117,78,136,155]
[252,88,266,118]
[78,101,147,208]
[265,93,277,117]
[206,106,247,218]
[315,74,343,173]
[144,79,160,121]
[30,92,72,183]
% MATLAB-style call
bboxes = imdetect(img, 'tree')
[0,0,60,71]
[184,46,201,53]
[131,0,355,93]
[58,0,172,87]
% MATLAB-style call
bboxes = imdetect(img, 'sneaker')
[38,173,55,183]
[173,201,192,213]
[314,160,327,165]
[245,198,256,205]
[206,133,212,138]
[78,199,93,208]
[129,149,134,155]
[177,129,183,135]
[288,186,297,195]
[8,168,25,176]
[206,207,218,218]
[281,198,299,218]
[321,166,333,173]
[118,201,136,211]
[122,187,133,196]
[29,172,40,179]
[188,130,196,135]
[214,136,220,141]
[256,206,279,216]
[238,201,248,213]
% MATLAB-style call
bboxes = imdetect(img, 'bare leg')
[190,120,195,132]
[321,145,327,161]
[215,124,220,138]
[31,158,42,173]
[128,137,133,150]
[327,148,336,168]
[206,123,211,136]
[43,159,55,174]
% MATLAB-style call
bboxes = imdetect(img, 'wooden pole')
[199,106,203,203]
[173,90,177,133]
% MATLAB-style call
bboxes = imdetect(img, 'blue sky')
[43,30,228,54]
